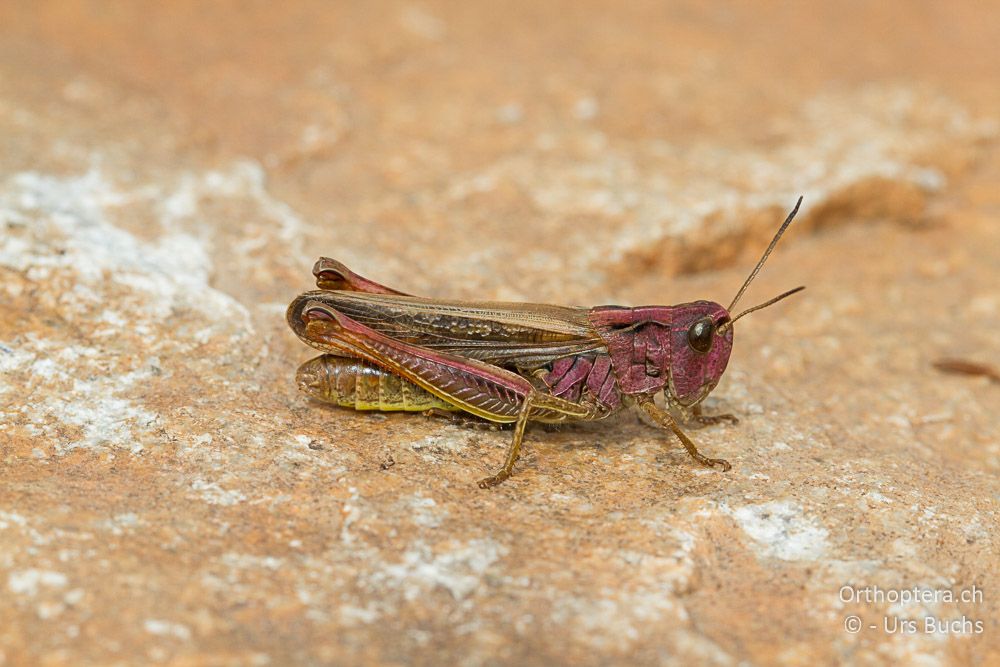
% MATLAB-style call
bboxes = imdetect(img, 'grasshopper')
[287,198,805,488]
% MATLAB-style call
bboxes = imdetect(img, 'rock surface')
[1,2,998,665]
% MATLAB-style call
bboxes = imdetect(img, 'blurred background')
[4,1,997,301]
[1,2,997,665]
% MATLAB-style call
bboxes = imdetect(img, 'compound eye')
[687,317,715,354]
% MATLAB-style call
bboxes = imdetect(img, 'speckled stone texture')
[1,2,998,665]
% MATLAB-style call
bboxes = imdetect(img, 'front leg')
[637,398,731,472]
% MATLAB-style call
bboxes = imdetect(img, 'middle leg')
[638,397,732,472]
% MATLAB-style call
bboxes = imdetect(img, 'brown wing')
[290,290,607,367]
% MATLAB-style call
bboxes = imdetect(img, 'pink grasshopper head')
[662,198,806,407]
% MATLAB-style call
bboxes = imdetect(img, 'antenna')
[725,286,805,329]
[727,196,803,313]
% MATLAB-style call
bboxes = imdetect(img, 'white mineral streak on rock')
[2,170,230,317]
[190,479,248,506]
[726,500,830,561]
[159,160,310,266]
[405,493,446,528]
[549,551,694,653]
[370,538,507,602]
[0,166,278,454]
[143,618,193,641]
[8,569,68,596]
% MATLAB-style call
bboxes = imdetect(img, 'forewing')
[292,290,606,366]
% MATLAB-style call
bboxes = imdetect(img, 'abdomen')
[296,354,458,412]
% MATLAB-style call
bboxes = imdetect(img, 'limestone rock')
[1,2,998,665]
